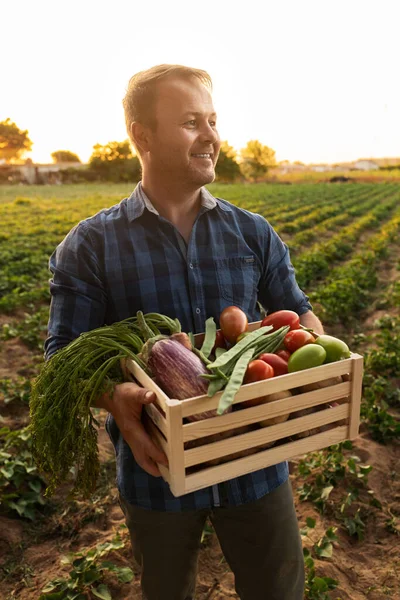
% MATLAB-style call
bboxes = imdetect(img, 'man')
[45,64,323,600]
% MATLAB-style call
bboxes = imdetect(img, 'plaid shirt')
[45,182,312,511]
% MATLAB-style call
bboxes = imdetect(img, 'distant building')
[310,164,332,172]
[0,159,86,184]
[353,160,379,171]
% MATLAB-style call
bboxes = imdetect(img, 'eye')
[185,120,197,127]
[209,121,217,127]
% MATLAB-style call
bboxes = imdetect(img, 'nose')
[198,121,219,145]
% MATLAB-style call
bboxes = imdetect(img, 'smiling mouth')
[191,153,213,160]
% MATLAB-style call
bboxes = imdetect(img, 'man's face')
[146,76,221,188]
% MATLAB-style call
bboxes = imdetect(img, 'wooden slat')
[184,404,349,467]
[142,412,169,458]
[125,358,169,411]
[348,354,364,439]
[166,400,186,497]
[141,415,171,484]
[181,426,348,496]
[182,382,350,442]
[144,402,168,438]
[179,358,355,418]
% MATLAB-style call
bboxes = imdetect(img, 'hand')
[109,382,169,477]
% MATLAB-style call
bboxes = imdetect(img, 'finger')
[128,385,157,405]
[126,423,168,469]
[117,383,156,405]
[134,452,163,477]
[142,434,169,467]
[141,458,162,478]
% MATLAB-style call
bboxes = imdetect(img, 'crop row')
[277,183,399,235]
[309,208,400,325]
[255,183,366,222]
[288,192,385,251]
[292,190,400,289]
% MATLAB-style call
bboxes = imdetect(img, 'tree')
[51,150,81,163]
[215,141,241,182]
[239,140,277,182]
[88,140,141,182]
[90,140,134,162]
[0,118,33,163]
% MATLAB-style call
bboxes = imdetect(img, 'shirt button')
[189,263,194,269]
[196,308,201,314]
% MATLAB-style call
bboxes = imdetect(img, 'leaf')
[306,517,316,528]
[325,526,338,540]
[40,581,58,593]
[317,542,333,558]
[320,485,334,500]
[29,479,42,493]
[39,593,67,600]
[67,593,87,600]
[116,566,134,583]
[82,567,101,584]
[311,576,329,591]
[92,584,112,599]
[100,560,116,570]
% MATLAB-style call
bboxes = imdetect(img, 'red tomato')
[258,353,288,376]
[219,306,248,345]
[244,360,275,384]
[284,329,315,353]
[276,349,291,362]
[212,330,226,352]
[242,360,275,408]
[261,310,300,332]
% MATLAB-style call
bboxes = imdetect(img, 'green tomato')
[315,335,351,363]
[288,344,327,372]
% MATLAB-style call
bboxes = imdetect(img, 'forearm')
[300,310,324,335]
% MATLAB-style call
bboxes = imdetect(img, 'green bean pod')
[200,317,217,358]
[208,325,273,370]
[208,377,228,397]
[217,348,255,415]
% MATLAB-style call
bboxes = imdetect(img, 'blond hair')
[122,64,212,154]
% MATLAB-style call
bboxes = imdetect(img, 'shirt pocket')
[215,255,259,305]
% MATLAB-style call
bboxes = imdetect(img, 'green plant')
[301,518,339,599]
[0,377,31,405]
[296,441,371,513]
[0,427,46,520]
[342,508,366,541]
[201,521,215,544]
[385,511,400,535]
[39,529,134,599]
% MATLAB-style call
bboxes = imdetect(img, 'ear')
[131,122,152,154]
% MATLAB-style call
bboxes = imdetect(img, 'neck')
[141,176,202,226]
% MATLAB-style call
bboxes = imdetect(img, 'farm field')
[0,181,399,600]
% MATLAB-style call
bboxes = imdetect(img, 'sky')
[2,0,400,165]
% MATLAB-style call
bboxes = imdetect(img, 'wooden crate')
[124,321,363,497]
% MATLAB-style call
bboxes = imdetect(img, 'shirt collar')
[126,181,232,222]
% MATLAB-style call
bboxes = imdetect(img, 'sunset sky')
[3,0,399,165]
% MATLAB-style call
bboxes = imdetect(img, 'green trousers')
[119,479,305,600]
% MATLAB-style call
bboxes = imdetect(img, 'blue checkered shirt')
[45,182,312,511]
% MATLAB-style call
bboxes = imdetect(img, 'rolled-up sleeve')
[44,222,106,360]
[258,221,312,315]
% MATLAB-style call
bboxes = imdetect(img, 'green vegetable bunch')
[29,312,180,498]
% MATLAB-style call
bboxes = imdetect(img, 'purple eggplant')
[147,338,217,421]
